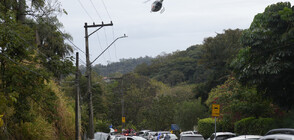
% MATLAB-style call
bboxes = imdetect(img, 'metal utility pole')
[84,22,113,139]
[75,52,80,140]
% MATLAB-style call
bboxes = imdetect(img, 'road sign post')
[212,104,220,117]
[122,117,125,123]
[212,104,220,138]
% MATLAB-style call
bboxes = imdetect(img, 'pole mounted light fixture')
[90,34,128,65]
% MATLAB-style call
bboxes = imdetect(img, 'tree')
[205,76,274,131]
[174,99,207,131]
[147,95,175,131]
[231,2,294,109]
[194,29,243,102]
[0,1,76,139]
[35,16,74,80]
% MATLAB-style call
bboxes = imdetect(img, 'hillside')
[89,56,153,76]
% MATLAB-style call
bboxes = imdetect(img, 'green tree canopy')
[232,2,294,109]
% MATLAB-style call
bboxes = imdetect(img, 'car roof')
[214,132,236,136]
[181,131,194,135]
[167,134,178,138]
[181,134,203,137]
[227,135,262,140]
[261,134,294,140]
[120,136,147,140]
[157,131,171,134]
[140,130,151,132]
[265,128,294,135]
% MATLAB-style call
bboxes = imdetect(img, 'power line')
[100,0,112,21]
[56,28,86,55]
[76,0,94,22]
[99,0,119,63]
[3,16,87,74]
[111,27,118,62]
[1,53,47,79]
[96,33,107,64]
[89,0,103,21]
[103,28,112,62]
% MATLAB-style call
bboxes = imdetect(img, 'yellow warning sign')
[212,104,220,117]
[0,115,3,127]
[122,117,125,123]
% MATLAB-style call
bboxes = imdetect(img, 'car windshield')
[246,138,260,140]
[182,136,204,140]
[216,135,235,140]
[266,130,294,135]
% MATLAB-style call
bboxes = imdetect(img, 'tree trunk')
[17,0,26,23]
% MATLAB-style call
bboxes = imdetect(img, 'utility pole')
[109,77,125,130]
[84,22,113,139]
[75,52,80,140]
[121,79,125,130]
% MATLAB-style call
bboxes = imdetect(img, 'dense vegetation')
[0,0,75,139]
[91,56,153,77]
[1,1,294,139]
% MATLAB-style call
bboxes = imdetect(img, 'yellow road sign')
[122,117,125,123]
[0,115,3,127]
[212,104,220,117]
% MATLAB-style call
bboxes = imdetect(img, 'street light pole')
[84,22,94,139]
[90,34,128,65]
[84,22,113,139]
[84,21,127,139]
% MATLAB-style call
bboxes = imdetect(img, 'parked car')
[143,131,157,140]
[207,132,236,140]
[159,134,178,140]
[152,131,172,140]
[226,135,261,140]
[94,132,109,140]
[180,134,204,140]
[180,131,195,136]
[138,130,151,137]
[260,134,294,140]
[265,128,294,136]
[109,132,121,140]
[114,136,147,140]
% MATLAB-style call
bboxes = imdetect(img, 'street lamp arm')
[90,34,128,65]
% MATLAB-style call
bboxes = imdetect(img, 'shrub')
[234,117,275,135]
[198,118,218,138]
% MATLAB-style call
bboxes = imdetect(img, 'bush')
[95,120,110,133]
[198,118,219,138]
[234,117,275,135]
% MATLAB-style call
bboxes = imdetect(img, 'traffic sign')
[0,115,3,127]
[122,117,125,123]
[212,104,220,117]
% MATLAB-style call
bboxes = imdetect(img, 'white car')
[159,134,178,140]
[265,128,294,135]
[94,132,110,140]
[143,131,157,140]
[138,130,151,137]
[260,134,294,140]
[226,135,261,140]
[180,134,204,140]
[181,131,195,136]
[114,136,147,140]
[207,132,236,140]
[153,131,172,140]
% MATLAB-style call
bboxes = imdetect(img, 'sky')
[57,0,292,65]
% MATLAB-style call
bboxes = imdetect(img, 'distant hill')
[88,56,153,76]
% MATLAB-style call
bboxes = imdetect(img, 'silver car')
[180,134,204,140]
